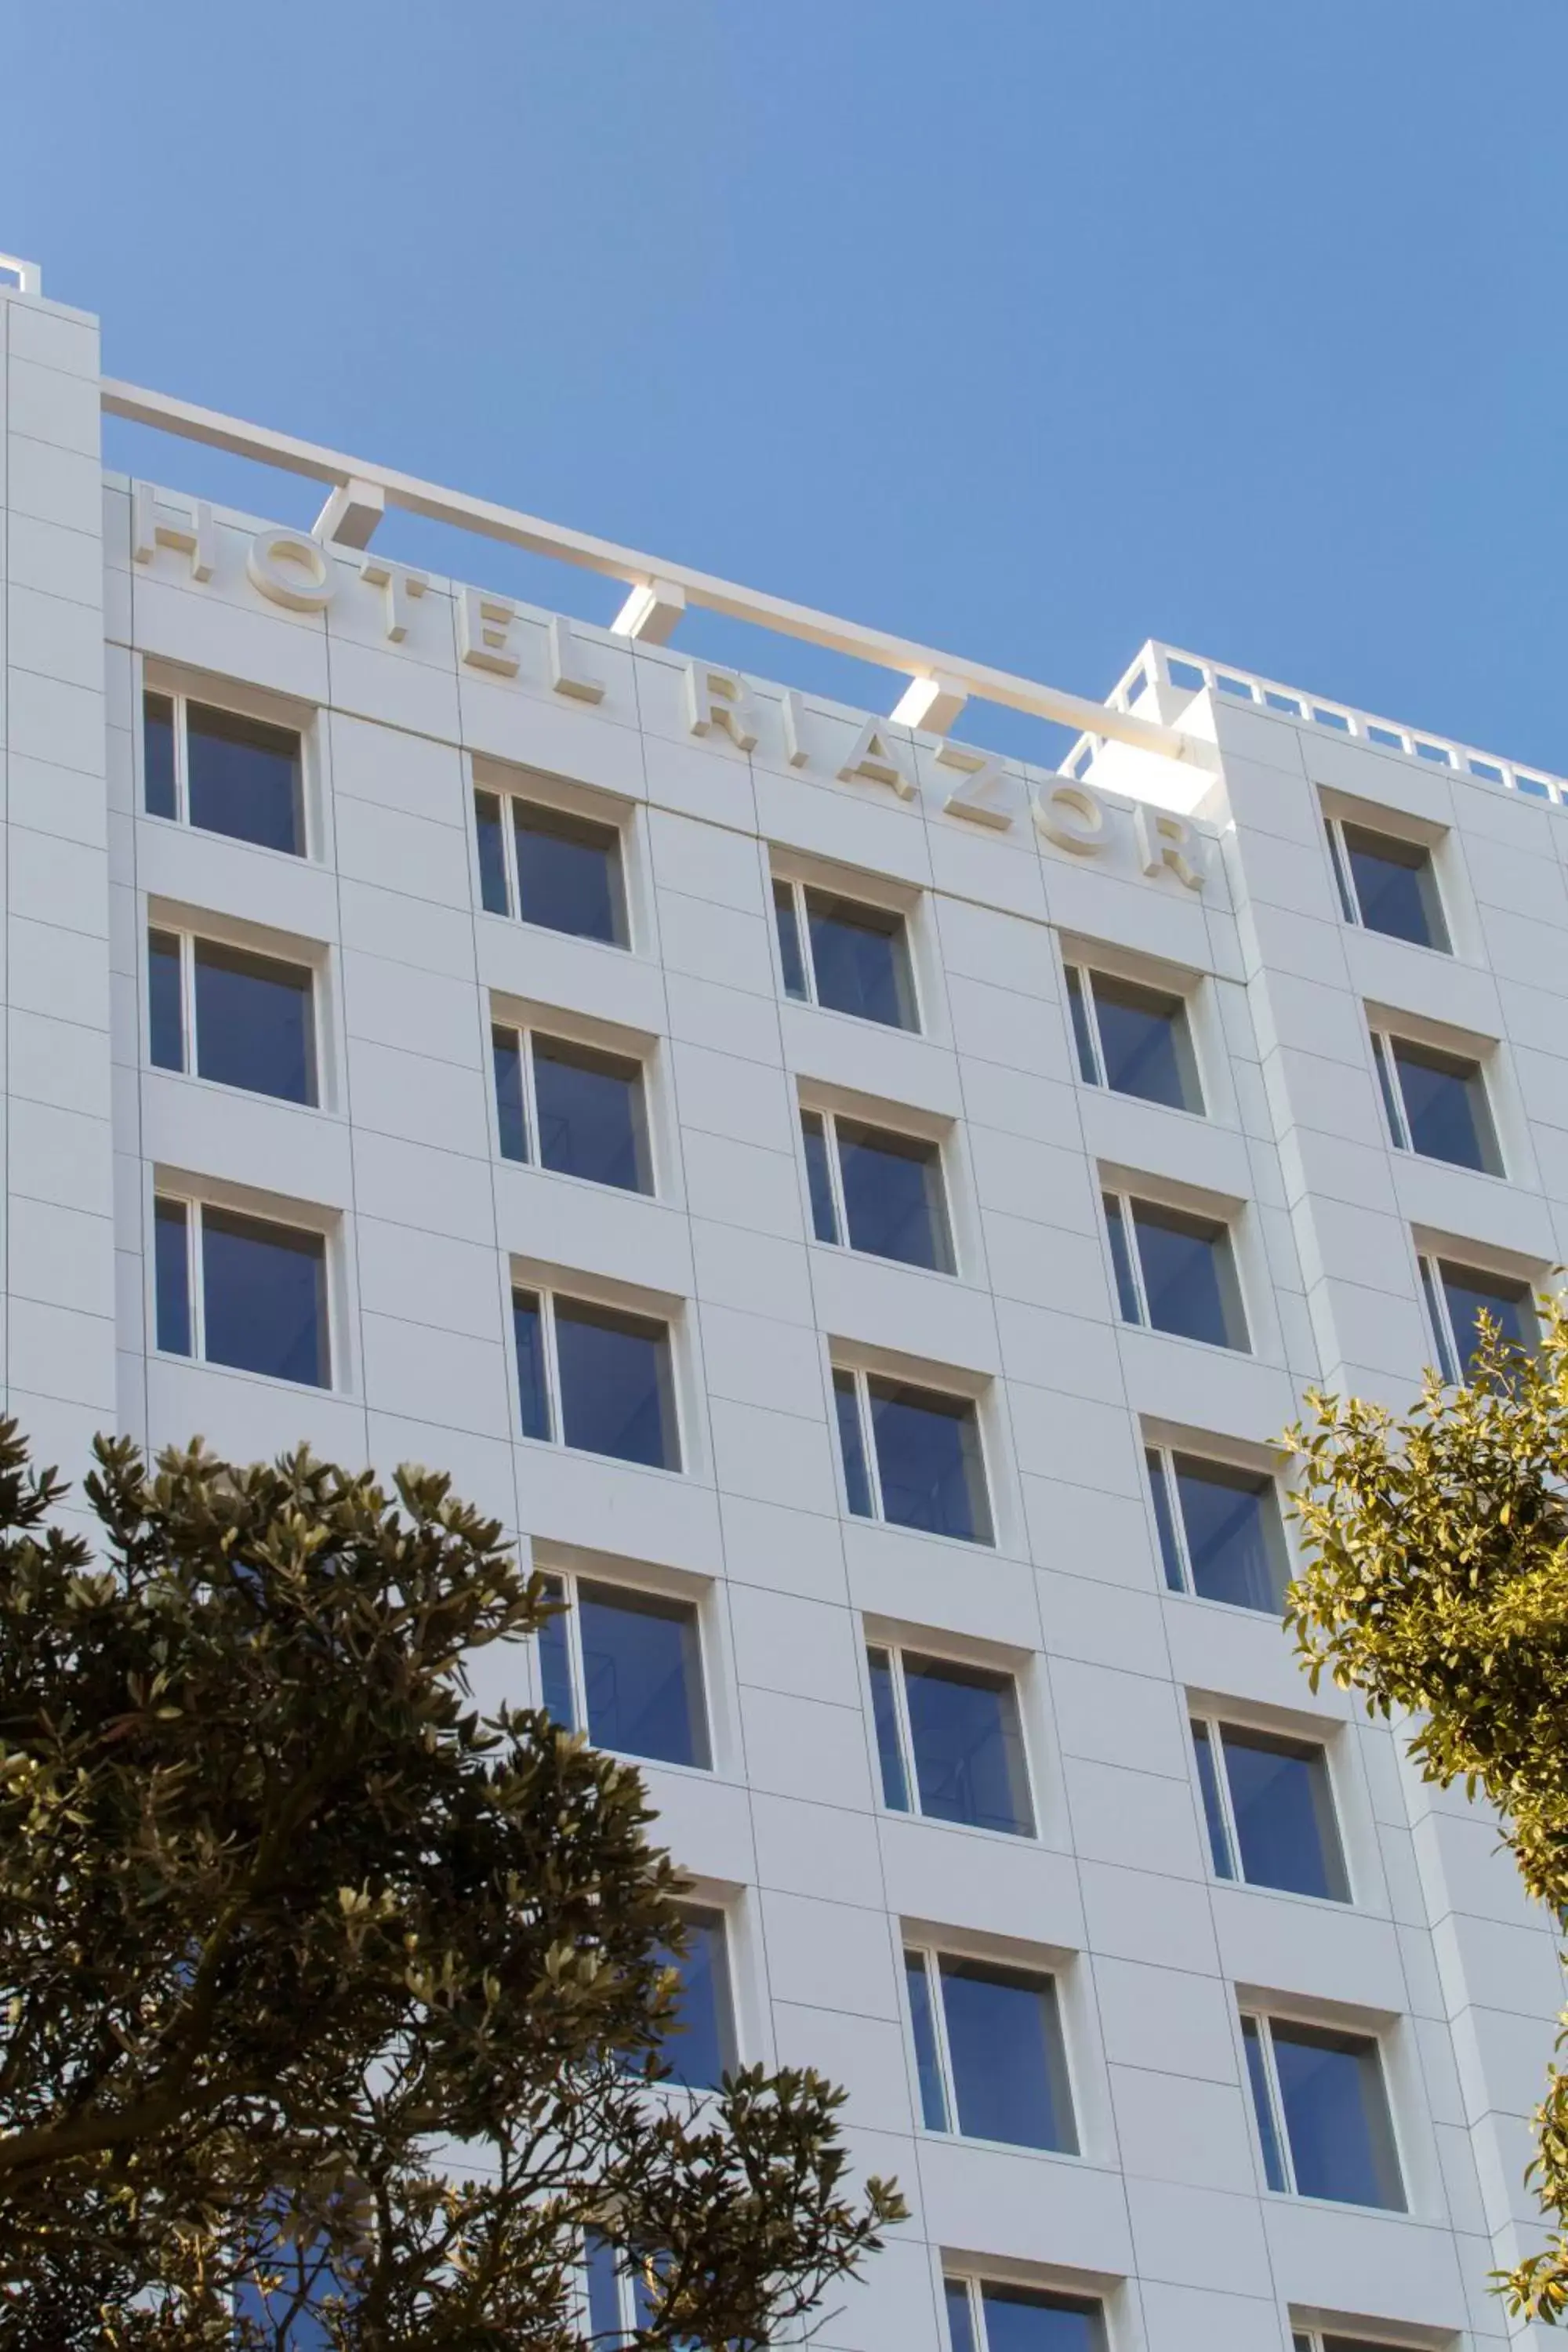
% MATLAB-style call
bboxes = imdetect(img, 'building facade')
[2,256,1566,2351]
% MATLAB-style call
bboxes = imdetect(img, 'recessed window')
[802,1107,953,1272]
[773,877,918,1030]
[1104,1190,1248,1350]
[1294,2331,1410,2352]
[1418,1253,1535,1384]
[869,1644,1033,1836]
[1065,963,1203,1113]
[583,2233,670,2343]
[1147,1446,1288,1613]
[148,927,318,1106]
[652,1906,736,2091]
[1326,816,1449,952]
[474,786,629,947]
[1242,2011,1404,2209]
[492,1022,652,1192]
[513,1287,679,1469]
[945,2277,1105,2352]
[905,1947,1076,2153]
[143,688,305,856]
[833,1367,992,1544]
[538,1572,710,1769]
[1371,1029,1501,1174]
[1192,1715,1349,1900]
[154,1196,328,1387]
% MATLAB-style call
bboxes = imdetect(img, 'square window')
[906,1947,1076,2152]
[772,876,918,1029]
[834,1367,993,1544]
[869,1644,1033,1835]
[1420,1253,1535,1383]
[1147,1446,1288,1613]
[1192,1716,1349,1900]
[493,1022,652,1192]
[800,1105,953,1271]
[539,1572,710,1769]
[474,787,630,946]
[154,1196,328,1387]
[1327,818,1449,951]
[511,1287,680,1469]
[149,926,318,1105]
[1373,1030,1501,1174]
[1066,963,1202,1112]
[1105,1192,1248,1350]
[1243,2012,1404,2209]
[944,2278,1105,2352]
[144,691,306,855]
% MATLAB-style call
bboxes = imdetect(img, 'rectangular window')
[511,1286,679,1469]
[905,1947,1076,2153]
[1242,2011,1404,2209]
[943,2278,1105,2352]
[652,1907,737,2092]
[1192,1715,1349,1900]
[154,1196,328,1388]
[1294,2332,1409,2352]
[1371,1029,1501,1174]
[143,688,305,856]
[147,925,318,1105]
[538,1571,710,1769]
[1104,1191,1248,1350]
[1419,1252,1536,1383]
[772,876,918,1030]
[1146,1446,1288,1613]
[492,1022,652,1192]
[474,786,630,947]
[800,1106,953,1272]
[833,1367,992,1545]
[869,1644,1033,1835]
[1065,963,1203,1113]
[1326,816,1449,952]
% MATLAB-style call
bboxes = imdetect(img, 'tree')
[0,1424,904,2348]
[1289,1303,1568,2322]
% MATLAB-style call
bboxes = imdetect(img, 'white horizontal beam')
[101,377,1202,766]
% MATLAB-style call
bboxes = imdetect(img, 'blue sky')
[4,0,1564,771]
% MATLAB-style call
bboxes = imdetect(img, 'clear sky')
[4,0,1564,771]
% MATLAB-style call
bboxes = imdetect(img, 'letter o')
[1033,782,1106,855]
[247,527,336,613]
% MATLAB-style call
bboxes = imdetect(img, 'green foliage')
[0,1424,903,2348]
[1288,1303,1568,2322]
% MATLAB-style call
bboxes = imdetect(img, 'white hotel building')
[2,252,1566,2352]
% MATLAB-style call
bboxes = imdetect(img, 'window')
[143,688,305,856]
[1192,1716,1349,1900]
[1242,2012,1403,2209]
[538,1573,710,1769]
[869,1644,1033,1835]
[1104,1190,1248,1349]
[1293,2333,1409,2352]
[652,1907,736,2091]
[773,877,918,1029]
[583,2232,675,2345]
[1371,1029,1501,1174]
[148,927,318,1106]
[802,1107,953,1271]
[492,1022,652,1192]
[833,1367,992,1544]
[1147,1446,1288,1613]
[154,1197,328,1388]
[1065,963,1202,1113]
[474,786,629,946]
[905,1947,1076,2152]
[945,2278,1105,2352]
[1418,1253,1535,1383]
[513,1287,679,1469]
[1326,816,1449,952]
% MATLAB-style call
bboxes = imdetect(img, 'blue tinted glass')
[1223,1727,1348,1900]
[185,702,302,855]
[869,1648,909,1810]
[1173,1457,1284,1613]
[148,929,183,1071]
[1065,966,1098,1083]
[944,2281,978,2352]
[512,1291,550,1440]
[1393,1041,1495,1172]
[1145,1450,1185,1592]
[143,691,177,818]
[514,803,626,945]
[773,880,808,1000]
[903,1654,1031,1835]
[1103,1196,1142,1323]
[474,790,510,914]
[533,1036,649,1191]
[1243,2016,1288,2192]
[537,1576,575,1727]
[154,1198,191,1355]
[804,890,916,1029]
[1272,2021,1403,2208]
[1191,1719,1233,1877]
[492,1027,528,1161]
[201,1209,327,1385]
[579,1580,707,1767]
[802,1111,839,1243]
[833,1370,873,1516]
[868,1379,991,1544]
[837,1120,951,1271]
[583,2230,624,2343]
[1342,825,1446,949]
[979,2284,1104,2352]
[905,1951,948,2129]
[1439,1264,1532,1376]
[555,1300,677,1468]
[193,939,314,1104]
[1089,974,1198,1112]
[939,1959,1074,2151]
[1132,1200,1243,1348]
[658,1910,734,2090]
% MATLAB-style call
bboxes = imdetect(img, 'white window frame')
[147,920,322,1108]
[1104,1189,1249,1351]
[1324,813,1449,951]
[771,872,922,1031]
[1145,1442,1287,1606]
[906,1943,1076,2151]
[141,679,310,856]
[942,2275,1105,2352]
[868,1639,1034,1835]
[833,1362,993,1544]
[512,1282,682,1472]
[1417,1250,1536,1386]
[1190,1711,1348,1900]
[1064,958,1203,1113]
[152,1190,333,1388]
[1242,2009,1403,2206]
[474,779,631,946]
[801,1103,954,1272]
[492,1017,654,1192]
[538,1566,711,1766]
[1370,1025,1500,1173]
